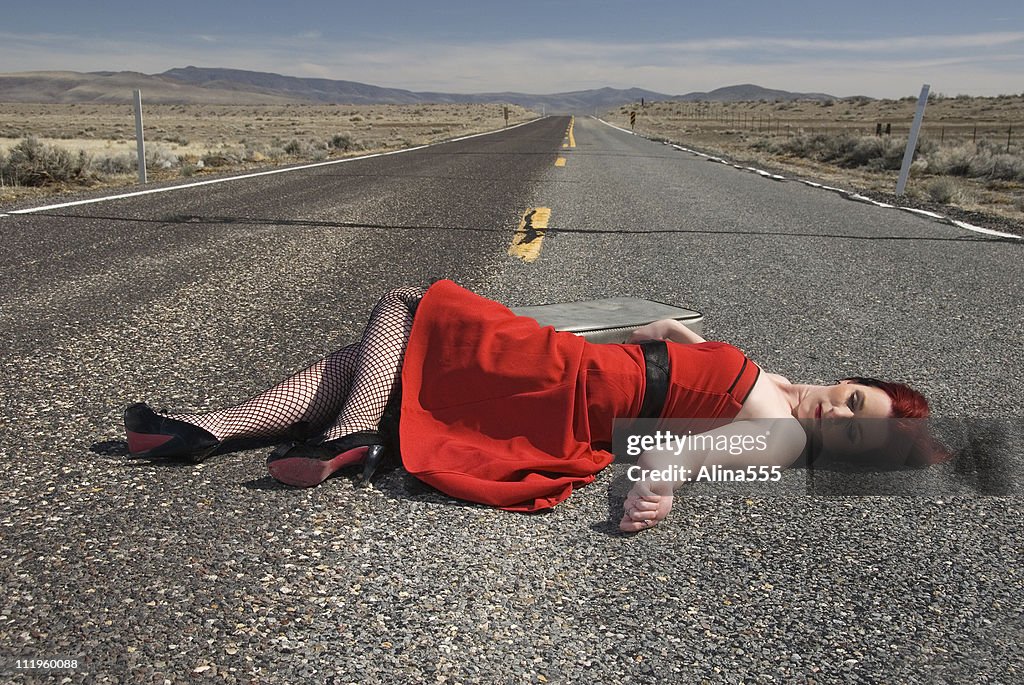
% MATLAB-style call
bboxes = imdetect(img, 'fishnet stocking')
[164,286,424,443]
[320,286,422,441]
[164,346,357,441]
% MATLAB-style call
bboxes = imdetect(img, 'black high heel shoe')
[267,430,387,488]
[124,402,220,463]
[358,443,388,487]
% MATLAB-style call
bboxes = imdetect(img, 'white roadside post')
[896,84,930,196]
[133,89,147,184]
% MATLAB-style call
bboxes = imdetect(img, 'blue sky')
[2,0,1022,97]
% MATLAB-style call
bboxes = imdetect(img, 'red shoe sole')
[267,446,369,488]
[126,430,174,454]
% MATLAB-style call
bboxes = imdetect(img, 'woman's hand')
[619,479,674,532]
[627,320,668,343]
[628,319,705,345]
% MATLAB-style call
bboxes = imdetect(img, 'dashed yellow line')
[555,158,566,167]
[562,116,576,149]
[508,207,551,263]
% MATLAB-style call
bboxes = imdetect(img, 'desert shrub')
[242,143,270,163]
[2,137,95,186]
[266,144,288,161]
[93,152,135,175]
[926,177,970,205]
[971,141,1024,181]
[162,133,190,146]
[201,149,242,167]
[147,145,179,170]
[974,152,1024,181]
[757,132,844,162]
[924,141,1024,181]
[329,133,360,151]
[927,144,975,176]
[200,154,230,168]
[757,132,929,170]
[842,136,906,170]
[282,139,331,159]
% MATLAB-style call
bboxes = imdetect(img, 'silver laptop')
[511,297,703,344]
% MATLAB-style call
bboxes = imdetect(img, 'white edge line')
[593,117,635,136]
[9,117,543,215]
[594,117,1022,242]
[846,193,894,208]
[949,220,1021,239]
[899,207,949,220]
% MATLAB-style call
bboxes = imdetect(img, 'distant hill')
[161,66,425,105]
[161,68,682,111]
[0,67,839,111]
[0,70,299,105]
[674,83,836,102]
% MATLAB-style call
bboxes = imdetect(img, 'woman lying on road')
[124,280,940,532]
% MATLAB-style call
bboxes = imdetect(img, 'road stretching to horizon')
[1,116,1021,683]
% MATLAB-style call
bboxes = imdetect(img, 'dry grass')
[0,103,536,204]
[616,94,1024,225]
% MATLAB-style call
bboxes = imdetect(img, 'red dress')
[399,280,761,512]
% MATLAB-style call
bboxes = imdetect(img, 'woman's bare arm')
[628,318,706,344]
[619,417,806,532]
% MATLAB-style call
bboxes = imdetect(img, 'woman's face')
[797,381,894,455]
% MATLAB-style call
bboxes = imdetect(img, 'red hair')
[842,376,949,466]
[842,376,930,419]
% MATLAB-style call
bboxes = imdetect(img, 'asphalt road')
[1,115,1022,683]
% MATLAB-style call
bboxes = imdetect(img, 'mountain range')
[0,66,838,111]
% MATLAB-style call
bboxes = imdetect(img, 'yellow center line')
[567,116,575,148]
[508,207,552,263]
[555,158,566,167]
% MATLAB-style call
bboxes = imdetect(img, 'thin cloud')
[647,32,1024,53]
[0,30,1020,98]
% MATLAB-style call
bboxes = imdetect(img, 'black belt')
[637,340,670,419]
